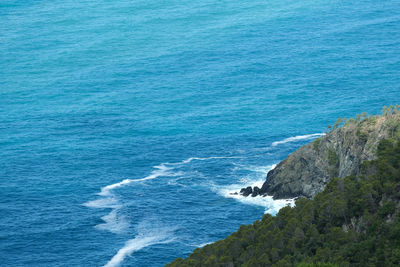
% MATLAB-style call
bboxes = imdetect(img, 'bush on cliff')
[167,137,400,267]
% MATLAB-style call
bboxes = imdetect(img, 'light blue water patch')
[1,0,400,266]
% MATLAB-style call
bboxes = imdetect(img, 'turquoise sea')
[1,0,400,266]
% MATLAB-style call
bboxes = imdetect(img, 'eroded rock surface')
[241,113,400,199]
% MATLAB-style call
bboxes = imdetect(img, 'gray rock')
[251,186,260,197]
[252,113,400,199]
[240,186,253,197]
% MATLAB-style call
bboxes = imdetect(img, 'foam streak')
[99,164,175,196]
[271,133,325,147]
[171,156,242,165]
[104,223,175,267]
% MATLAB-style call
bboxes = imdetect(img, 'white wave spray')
[169,156,243,165]
[104,221,176,267]
[85,155,241,265]
[97,156,241,198]
[217,164,295,214]
[84,163,182,234]
[271,133,325,147]
[99,164,177,197]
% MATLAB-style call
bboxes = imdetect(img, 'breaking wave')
[271,133,325,147]
[220,188,295,215]
[217,164,295,215]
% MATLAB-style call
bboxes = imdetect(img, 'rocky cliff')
[168,132,400,266]
[242,109,400,199]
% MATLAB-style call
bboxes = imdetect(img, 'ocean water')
[1,0,400,266]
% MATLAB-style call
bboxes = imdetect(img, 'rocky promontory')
[241,109,400,199]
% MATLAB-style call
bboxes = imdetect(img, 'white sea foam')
[235,164,277,175]
[168,156,242,165]
[85,155,241,257]
[232,164,276,188]
[103,222,176,267]
[97,156,240,199]
[197,241,213,248]
[83,197,119,208]
[99,179,133,197]
[86,162,185,234]
[99,164,177,196]
[271,133,325,147]
[217,164,294,215]
[83,198,128,234]
[96,208,130,234]
[167,176,188,187]
[219,187,295,215]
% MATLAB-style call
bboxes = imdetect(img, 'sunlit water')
[1,0,400,266]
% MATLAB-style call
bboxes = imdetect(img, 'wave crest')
[217,164,294,214]
[271,133,325,147]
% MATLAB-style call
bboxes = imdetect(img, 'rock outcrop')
[240,111,400,199]
[240,186,253,197]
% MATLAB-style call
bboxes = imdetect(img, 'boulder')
[240,186,252,197]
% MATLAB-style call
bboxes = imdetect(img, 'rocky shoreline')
[238,111,400,199]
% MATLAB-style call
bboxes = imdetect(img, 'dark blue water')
[1,0,400,266]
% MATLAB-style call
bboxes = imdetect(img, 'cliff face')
[253,112,400,199]
[168,134,400,267]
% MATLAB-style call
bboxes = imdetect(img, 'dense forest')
[168,110,400,267]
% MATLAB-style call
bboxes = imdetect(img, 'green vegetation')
[327,148,338,167]
[356,128,368,143]
[382,105,400,116]
[313,138,321,151]
[327,106,400,134]
[168,137,400,267]
[327,148,339,177]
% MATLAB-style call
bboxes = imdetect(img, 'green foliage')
[356,128,368,143]
[332,118,344,130]
[327,148,339,167]
[313,138,321,151]
[343,118,356,127]
[382,105,400,116]
[297,263,338,267]
[326,125,332,132]
[366,115,377,126]
[167,138,400,267]
[356,112,368,122]
[327,148,339,177]
[325,108,399,134]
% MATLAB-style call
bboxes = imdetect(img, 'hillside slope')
[251,108,400,199]
[168,108,400,267]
